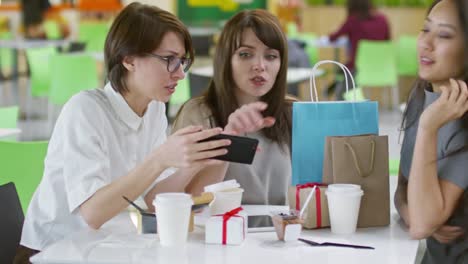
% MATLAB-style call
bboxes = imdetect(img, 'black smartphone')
[199,134,259,164]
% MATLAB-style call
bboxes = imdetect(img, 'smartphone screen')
[247,215,275,232]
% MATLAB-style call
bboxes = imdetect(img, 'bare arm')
[407,127,463,239]
[407,80,468,239]
[394,170,410,227]
[79,154,166,229]
[144,166,203,211]
[79,126,229,229]
[185,163,229,196]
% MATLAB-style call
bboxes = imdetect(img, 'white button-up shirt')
[21,83,173,250]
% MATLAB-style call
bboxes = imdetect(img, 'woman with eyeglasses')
[15,3,229,263]
[172,10,292,213]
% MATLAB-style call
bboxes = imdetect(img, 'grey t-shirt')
[400,88,468,264]
[172,97,292,206]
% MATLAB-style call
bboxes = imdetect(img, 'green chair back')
[397,35,418,76]
[49,54,98,105]
[44,20,61,39]
[78,22,109,52]
[389,158,400,176]
[0,106,19,128]
[355,40,398,87]
[169,76,191,105]
[0,31,12,71]
[343,88,366,101]
[292,33,318,66]
[25,47,57,97]
[0,141,48,212]
[286,22,298,38]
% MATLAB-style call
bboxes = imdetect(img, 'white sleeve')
[142,103,177,197]
[57,94,111,213]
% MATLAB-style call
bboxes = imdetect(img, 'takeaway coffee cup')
[325,184,363,235]
[204,180,244,215]
[153,193,193,246]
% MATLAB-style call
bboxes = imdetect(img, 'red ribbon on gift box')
[295,183,327,228]
[216,207,245,245]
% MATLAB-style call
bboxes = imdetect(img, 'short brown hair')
[105,2,194,94]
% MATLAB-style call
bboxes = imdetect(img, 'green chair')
[78,22,109,53]
[0,106,19,128]
[49,53,98,106]
[44,20,61,39]
[389,158,400,176]
[0,141,48,212]
[25,47,57,98]
[25,47,57,119]
[48,53,98,130]
[291,33,319,66]
[168,76,191,119]
[343,88,366,101]
[355,40,399,110]
[169,76,191,106]
[0,31,12,73]
[286,22,299,38]
[397,35,418,76]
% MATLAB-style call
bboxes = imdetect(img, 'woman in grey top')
[173,10,293,206]
[394,0,468,263]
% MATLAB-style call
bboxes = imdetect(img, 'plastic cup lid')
[204,179,240,193]
[153,193,193,206]
[327,184,362,193]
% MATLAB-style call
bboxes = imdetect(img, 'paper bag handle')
[309,60,356,102]
[344,140,375,178]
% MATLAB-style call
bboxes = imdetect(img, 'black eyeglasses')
[146,53,192,73]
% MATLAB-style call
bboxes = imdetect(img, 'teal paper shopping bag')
[292,61,379,185]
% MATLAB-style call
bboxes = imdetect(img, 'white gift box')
[205,209,247,245]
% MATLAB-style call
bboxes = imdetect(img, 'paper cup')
[154,193,193,246]
[326,184,363,235]
[209,188,244,215]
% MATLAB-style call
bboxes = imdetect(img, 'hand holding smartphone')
[199,134,259,164]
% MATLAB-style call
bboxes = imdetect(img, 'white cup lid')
[327,184,362,193]
[204,179,240,193]
[153,193,193,206]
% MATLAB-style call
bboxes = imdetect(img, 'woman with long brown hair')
[173,9,293,207]
[394,0,468,262]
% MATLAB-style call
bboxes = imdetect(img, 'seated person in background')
[21,0,50,39]
[15,3,230,263]
[394,0,468,263]
[325,0,390,100]
[173,9,294,208]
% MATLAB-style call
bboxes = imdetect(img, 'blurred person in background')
[324,0,390,100]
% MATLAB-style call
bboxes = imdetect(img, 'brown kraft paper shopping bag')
[288,184,330,229]
[322,134,390,227]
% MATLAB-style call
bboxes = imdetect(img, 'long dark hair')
[401,0,468,152]
[204,9,292,149]
[347,0,373,19]
[105,2,194,94]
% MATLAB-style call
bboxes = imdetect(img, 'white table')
[31,177,420,264]
[0,128,21,138]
